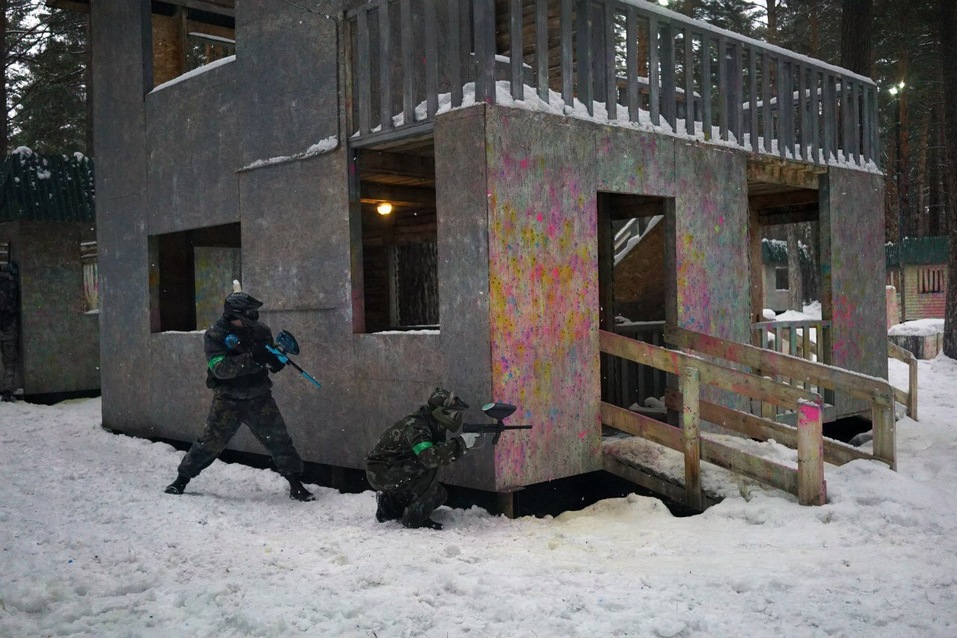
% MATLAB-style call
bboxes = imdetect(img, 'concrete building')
[69,0,886,505]
[0,148,99,400]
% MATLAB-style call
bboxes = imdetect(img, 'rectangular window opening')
[149,223,241,333]
[918,267,943,294]
[151,5,236,88]
[354,147,438,333]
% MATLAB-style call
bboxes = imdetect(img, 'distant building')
[886,237,948,323]
[0,148,99,400]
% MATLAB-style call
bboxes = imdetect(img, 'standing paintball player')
[0,261,20,402]
[164,292,315,502]
[365,387,478,530]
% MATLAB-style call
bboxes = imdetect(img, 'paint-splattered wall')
[484,110,752,488]
[821,168,887,384]
[485,111,602,488]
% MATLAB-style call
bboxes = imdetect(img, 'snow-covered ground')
[1,350,956,637]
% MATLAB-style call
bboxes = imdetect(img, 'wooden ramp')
[599,328,900,512]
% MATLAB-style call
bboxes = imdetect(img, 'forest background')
[2,0,956,353]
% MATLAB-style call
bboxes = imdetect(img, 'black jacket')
[204,317,275,399]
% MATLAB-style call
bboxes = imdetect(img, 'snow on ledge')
[889,319,944,337]
[149,55,236,94]
[239,136,340,171]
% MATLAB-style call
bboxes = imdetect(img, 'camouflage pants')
[366,463,447,528]
[0,319,18,395]
[177,394,304,480]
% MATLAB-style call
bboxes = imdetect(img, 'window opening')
[774,266,789,291]
[598,192,670,416]
[354,148,438,333]
[151,4,235,87]
[80,240,98,312]
[918,267,943,294]
[149,223,241,332]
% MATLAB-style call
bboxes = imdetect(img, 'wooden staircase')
[600,327,901,512]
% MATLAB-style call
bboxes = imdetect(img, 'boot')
[421,518,444,530]
[287,475,315,502]
[164,474,189,495]
[403,518,443,531]
[375,492,401,523]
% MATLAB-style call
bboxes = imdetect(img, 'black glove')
[251,342,282,369]
[450,436,467,460]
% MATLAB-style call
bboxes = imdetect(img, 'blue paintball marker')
[267,330,322,390]
[225,329,322,390]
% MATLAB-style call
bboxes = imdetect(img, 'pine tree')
[9,5,87,154]
[942,0,957,358]
[2,0,88,157]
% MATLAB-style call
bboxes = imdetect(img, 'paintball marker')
[461,402,532,445]
[266,330,322,390]
[225,329,322,390]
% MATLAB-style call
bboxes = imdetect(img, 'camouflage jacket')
[366,406,466,472]
[0,270,19,329]
[204,317,276,399]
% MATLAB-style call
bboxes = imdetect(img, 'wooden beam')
[159,0,234,17]
[747,157,822,189]
[666,326,894,406]
[600,330,823,409]
[357,151,436,179]
[47,0,89,13]
[601,402,682,450]
[663,389,880,467]
[748,189,819,211]
[360,183,436,207]
[797,400,826,505]
[605,194,665,219]
[757,206,820,226]
[681,367,703,511]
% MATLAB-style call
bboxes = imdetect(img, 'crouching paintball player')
[365,387,479,530]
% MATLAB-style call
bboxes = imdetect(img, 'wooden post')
[871,392,897,470]
[680,366,702,510]
[797,399,825,505]
[497,491,516,519]
[908,356,918,421]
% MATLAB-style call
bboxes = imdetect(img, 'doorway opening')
[597,192,672,421]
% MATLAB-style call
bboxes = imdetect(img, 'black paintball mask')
[223,292,263,327]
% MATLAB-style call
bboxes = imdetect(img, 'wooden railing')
[667,326,896,470]
[887,340,918,421]
[751,319,831,365]
[600,329,828,507]
[346,0,880,168]
[607,320,667,410]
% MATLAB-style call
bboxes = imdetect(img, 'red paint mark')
[537,212,544,222]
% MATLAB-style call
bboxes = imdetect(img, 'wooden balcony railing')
[346,0,880,168]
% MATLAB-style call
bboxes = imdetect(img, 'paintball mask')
[223,292,263,326]
[428,387,469,430]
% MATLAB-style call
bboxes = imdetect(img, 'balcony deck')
[346,0,879,170]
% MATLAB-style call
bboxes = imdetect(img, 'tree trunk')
[942,0,957,358]
[787,225,802,310]
[1,0,8,157]
[840,0,873,76]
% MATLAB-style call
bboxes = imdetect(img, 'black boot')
[375,492,401,523]
[164,474,189,495]
[421,518,444,530]
[403,518,443,531]
[287,475,315,502]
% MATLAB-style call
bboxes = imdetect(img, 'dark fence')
[346,0,880,167]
